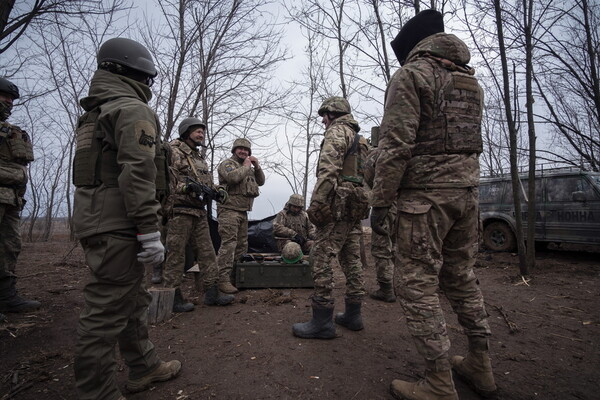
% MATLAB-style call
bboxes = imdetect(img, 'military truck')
[479,168,600,251]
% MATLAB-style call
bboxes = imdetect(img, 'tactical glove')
[292,234,306,246]
[370,207,390,236]
[185,182,203,196]
[307,201,334,228]
[216,187,228,204]
[137,231,165,267]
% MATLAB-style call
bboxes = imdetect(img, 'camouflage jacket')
[372,33,483,207]
[273,205,316,240]
[73,70,162,238]
[0,121,30,207]
[167,138,215,217]
[217,155,265,212]
[311,113,363,205]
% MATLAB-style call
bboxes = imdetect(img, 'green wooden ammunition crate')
[234,260,314,289]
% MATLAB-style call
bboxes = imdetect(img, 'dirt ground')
[1,234,599,400]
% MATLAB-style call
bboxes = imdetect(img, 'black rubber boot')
[0,277,41,313]
[151,263,163,284]
[292,299,336,339]
[334,297,364,331]
[370,282,396,303]
[172,288,194,313]
[203,286,234,306]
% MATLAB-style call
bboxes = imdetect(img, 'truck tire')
[483,221,516,252]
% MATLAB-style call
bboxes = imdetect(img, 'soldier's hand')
[371,207,390,236]
[216,187,228,204]
[185,182,203,196]
[307,201,334,228]
[292,234,306,246]
[243,157,253,167]
[248,156,259,168]
[137,231,165,267]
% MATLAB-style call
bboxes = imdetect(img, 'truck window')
[546,176,599,202]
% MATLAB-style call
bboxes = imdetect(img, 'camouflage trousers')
[75,232,161,400]
[371,202,397,285]
[0,203,21,280]
[216,208,248,283]
[164,212,219,289]
[311,218,366,303]
[394,188,491,363]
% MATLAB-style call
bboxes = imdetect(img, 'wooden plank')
[147,287,175,324]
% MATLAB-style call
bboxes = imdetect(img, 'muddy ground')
[1,235,599,400]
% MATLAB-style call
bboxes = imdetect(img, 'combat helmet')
[281,242,304,264]
[0,77,20,100]
[287,194,305,208]
[231,137,252,156]
[178,117,206,139]
[318,96,351,116]
[97,37,158,78]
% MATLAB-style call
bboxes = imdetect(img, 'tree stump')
[147,287,175,324]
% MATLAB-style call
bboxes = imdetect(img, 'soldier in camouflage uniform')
[273,194,316,254]
[370,10,496,400]
[216,138,265,293]
[293,97,370,340]
[163,117,234,312]
[0,77,40,318]
[72,38,180,399]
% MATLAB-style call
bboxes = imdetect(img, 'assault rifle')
[185,177,228,204]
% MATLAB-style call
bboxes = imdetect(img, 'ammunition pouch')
[333,182,370,222]
[0,122,34,165]
[307,201,334,228]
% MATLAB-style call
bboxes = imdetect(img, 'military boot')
[151,263,163,284]
[390,360,458,400]
[334,297,364,331]
[218,281,238,294]
[292,298,336,339]
[451,336,497,398]
[204,286,234,306]
[172,288,194,313]
[370,282,396,303]
[126,360,182,393]
[0,277,41,313]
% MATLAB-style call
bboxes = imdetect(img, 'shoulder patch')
[135,120,156,153]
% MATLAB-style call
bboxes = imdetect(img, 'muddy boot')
[451,336,497,398]
[292,298,336,339]
[218,281,239,294]
[172,288,194,313]
[0,277,41,313]
[370,282,396,303]
[334,297,364,331]
[126,360,182,393]
[151,263,163,284]
[204,285,234,306]
[390,360,458,400]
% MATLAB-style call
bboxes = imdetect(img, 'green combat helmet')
[318,96,351,116]
[281,242,304,264]
[287,194,305,208]
[178,117,206,139]
[231,137,252,155]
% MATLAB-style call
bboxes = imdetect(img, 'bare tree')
[0,0,123,54]
[533,0,600,171]
[142,0,290,173]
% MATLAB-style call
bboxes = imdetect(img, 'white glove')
[137,231,165,266]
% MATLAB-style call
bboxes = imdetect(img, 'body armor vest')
[412,58,483,156]
[0,121,34,165]
[72,107,169,199]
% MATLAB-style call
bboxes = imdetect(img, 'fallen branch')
[549,333,583,342]
[487,303,519,333]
